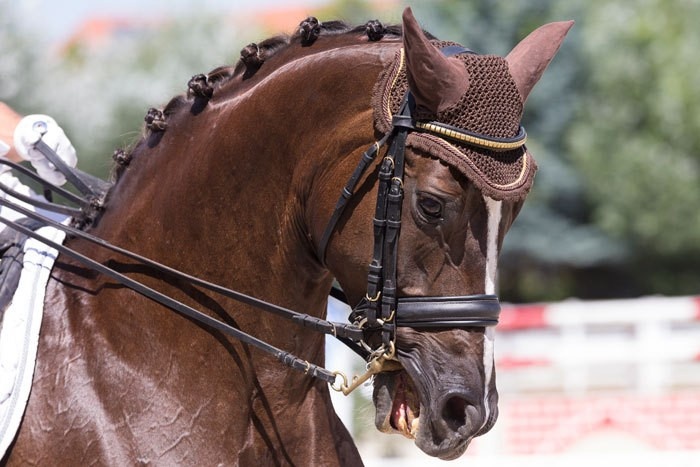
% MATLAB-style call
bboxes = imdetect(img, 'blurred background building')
[3,0,699,465]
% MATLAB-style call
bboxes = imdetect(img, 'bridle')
[0,46,526,395]
[318,46,526,367]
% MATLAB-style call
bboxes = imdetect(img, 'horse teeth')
[397,415,408,435]
[394,403,420,439]
[406,404,415,419]
[410,417,420,437]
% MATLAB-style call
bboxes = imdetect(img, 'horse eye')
[418,196,443,220]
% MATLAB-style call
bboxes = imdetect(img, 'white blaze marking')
[482,327,495,409]
[480,196,501,429]
[484,196,502,295]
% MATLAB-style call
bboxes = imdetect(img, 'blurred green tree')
[1,4,252,177]
[0,1,44,111]
[568,0,700,295]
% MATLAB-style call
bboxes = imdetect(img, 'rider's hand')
[13,114,77,186]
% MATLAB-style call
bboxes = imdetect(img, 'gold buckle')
[330,343,400,396]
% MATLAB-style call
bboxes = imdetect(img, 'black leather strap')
[34,139,111,201]
[440,45,475,57]
[0,177,83,218]
[396,294,500,328]
[378,96,412,346]
[316,132,392,264]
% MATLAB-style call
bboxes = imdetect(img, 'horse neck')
[86,40,395,348]
[39,40,391,462]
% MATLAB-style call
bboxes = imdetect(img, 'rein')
[0,162,361,386]
[0,47,526,395]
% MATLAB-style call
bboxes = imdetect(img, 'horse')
[2,7,571,465]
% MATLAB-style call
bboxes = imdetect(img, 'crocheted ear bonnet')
[372,45,536,202]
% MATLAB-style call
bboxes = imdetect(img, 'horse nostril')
[441,395,468,432]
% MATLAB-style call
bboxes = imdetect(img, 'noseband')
[318,46,527,358]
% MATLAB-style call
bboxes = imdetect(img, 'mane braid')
[110,19,411,189]
[233,35,290,78]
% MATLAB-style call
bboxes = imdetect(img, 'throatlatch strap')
[317,132,392,264]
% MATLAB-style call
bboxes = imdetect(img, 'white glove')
[0,140,10,175]
[13,114,77,186]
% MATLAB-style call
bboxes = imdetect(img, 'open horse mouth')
[388,371,421,438]
[374,366,481,459]
[371,327,498,460]
[387,373,485,442]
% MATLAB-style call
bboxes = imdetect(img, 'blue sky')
[17,0,329,42]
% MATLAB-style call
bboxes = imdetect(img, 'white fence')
[496,295,700,394]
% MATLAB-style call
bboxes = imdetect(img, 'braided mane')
[110,18,422,183]
[178,20,405,108]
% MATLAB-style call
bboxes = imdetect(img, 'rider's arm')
[0,102,78,186]
[0,102,23,162]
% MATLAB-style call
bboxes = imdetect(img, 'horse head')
[324,8,572,459]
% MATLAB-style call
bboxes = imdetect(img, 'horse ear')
[505,20,574,103]
[402,7,470,114]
